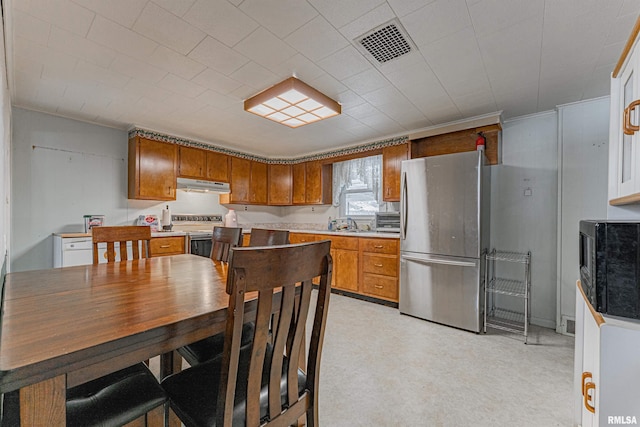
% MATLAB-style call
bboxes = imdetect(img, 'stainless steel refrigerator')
[399,150,490,332]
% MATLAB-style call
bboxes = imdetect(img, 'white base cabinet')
[574,282,640,426]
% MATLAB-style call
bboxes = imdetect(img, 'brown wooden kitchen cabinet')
[292,162,306,205]
[268,163,292,205]
[292,161,332,205]
[249,161,267,204]
[128,136,177,201]
[150,236,186,257]
[382,143,408,202]
[359,237,399,302]
[206,151,229,182]
[330,235,359,293]
[178,146,206,179]
[222,157,267,204]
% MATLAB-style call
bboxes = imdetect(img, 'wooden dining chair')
[248,228,290,246]
[210,226,243,262]
[91,225,151,264]
[162,240,333,427]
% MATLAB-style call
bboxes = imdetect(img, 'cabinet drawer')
[289,233,318,244]
[150,236,185,256]
[362,273,398,301]
[359,238,398,254]
[330,235,359,250]
[362,254,398,276]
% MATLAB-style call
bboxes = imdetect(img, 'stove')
[171,214,224,257]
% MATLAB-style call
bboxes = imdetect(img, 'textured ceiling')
[6,0,640,157]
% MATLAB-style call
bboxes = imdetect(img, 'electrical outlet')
[244,206,248,211]
[311,206,315,212]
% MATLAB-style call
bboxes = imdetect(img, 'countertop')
[54,229,399,239]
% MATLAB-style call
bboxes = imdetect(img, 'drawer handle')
[374,245,384,249]
[374,263,383,267]
[374,285,384,289]
[160,245,171,248]
[582,371,595,414]
[624,99,640,135]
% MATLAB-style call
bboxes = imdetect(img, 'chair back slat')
[91,226,151,264]
[211,226,243,262]
[216,240,332,426]
[249,228,290,247]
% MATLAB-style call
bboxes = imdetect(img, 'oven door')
[190,237,212,258]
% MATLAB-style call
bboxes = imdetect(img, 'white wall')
[11,108,280,272]
[557,98,609,332]
[490,111,559,328]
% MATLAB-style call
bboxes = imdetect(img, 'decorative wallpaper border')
[128,128,408,165]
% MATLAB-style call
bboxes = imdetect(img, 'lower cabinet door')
[333,249,358,292]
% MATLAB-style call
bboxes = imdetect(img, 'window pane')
[345,191,379,216]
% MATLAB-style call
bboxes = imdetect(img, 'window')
[332,155,382,217]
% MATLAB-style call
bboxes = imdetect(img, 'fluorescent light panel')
[244,77,341,128]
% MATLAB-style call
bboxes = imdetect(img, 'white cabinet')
[574,282,640,426]
[609,17,640,204]
[53,235,132,267]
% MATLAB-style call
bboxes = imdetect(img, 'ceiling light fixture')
[244,77,341,128]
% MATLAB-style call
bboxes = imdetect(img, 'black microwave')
[579,220,640,320]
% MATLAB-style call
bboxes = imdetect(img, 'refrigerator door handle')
[401,171,407,240]
[401,254,477,268]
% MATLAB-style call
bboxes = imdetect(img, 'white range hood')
[176,177,230,193]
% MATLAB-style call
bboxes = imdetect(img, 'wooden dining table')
[0,254,251,426]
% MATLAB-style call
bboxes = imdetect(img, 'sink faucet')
[347,217,358,231]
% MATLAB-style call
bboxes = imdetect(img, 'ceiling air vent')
[356,19,415,64]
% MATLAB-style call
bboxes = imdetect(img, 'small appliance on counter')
[579,220,640,320]
[83,215,104,233]
[375,212,400,232]
[161,205,172,231]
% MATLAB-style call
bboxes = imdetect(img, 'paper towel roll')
[161,206,171,228]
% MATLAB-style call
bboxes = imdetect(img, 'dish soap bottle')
[225,209,237,227]
[328,216,332,231]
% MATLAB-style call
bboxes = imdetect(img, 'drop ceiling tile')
[468,0,544,38]
[133,2,206,55]
[347,102,380,120]
[157,73,207,98]
[188,37,249,75]
[337,90,366,108]
[360,85,405,107]
[234,27,297,71]
[420,27,491,98]
[402,0,471,47]
[163,93,208,114]
[135,96,176,116]
[239,0,318,38]
[75,60,130,89]
[109,54,168,83]
[183,0,259,47]
[452,89,499,117]
[196,89,239,110]
[229,61,278,90]
[343,68,389,95]
[387,0,437,17]
[192,68,243,95]
[71,0,147,28]
[494,85,538,118]
[582,64,614,99]
[147,45,206,80]
[596,41,624,68]
[48,27,116,68]
[13,10,50,45]
[604,12,640,46]
[285,16,349,61]
[271,54,325,82]
[17,0,94,37]
[13,54,43,81]
[88,16,158,58]
[358,112,404,133]
[308,0,385,29]
[229,85,257,101]
[377,99,428,126]
[308,73,347,97]
[620,0,640,16]
[41,55,79,83]
[338,3,395,41]
[317,46,370,80]
[124,78,172,102]
[151,0,197,17]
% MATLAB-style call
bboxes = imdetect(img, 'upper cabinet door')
[129,137,177,201]
[268,163,292,205]
[178,146,206,179]
[229,157,251,203]
[250,161,268,204]
[292,162,306,205]
[305,161,332,205]
[206,151,230,182]
[383,143,408,202]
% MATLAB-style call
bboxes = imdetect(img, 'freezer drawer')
[399,252,482,333]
